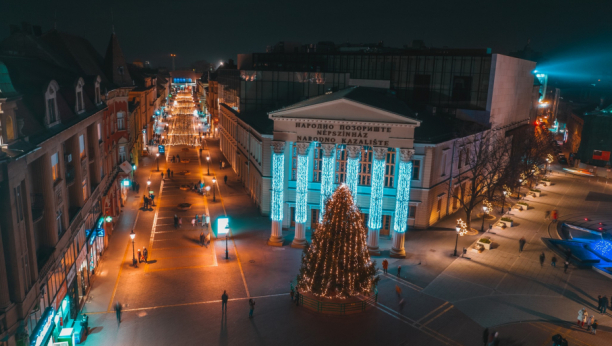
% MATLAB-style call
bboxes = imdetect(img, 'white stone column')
[292,142,310,248]
[269,141,286,246]
[319,144,336,221]
[345,145,361,197]
[390,149,415,258]
[367,147,388,256]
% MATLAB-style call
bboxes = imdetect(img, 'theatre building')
[220,87,423,256]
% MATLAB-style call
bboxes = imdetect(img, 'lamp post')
[156,153,160,172]
[130,230,136,266]
[454,224,461,257]
[501,190,507,214]
[147,179,151,187]
[481,205,488,232]
[546,158,550,176]
[205,185,210,196]
[212,177,216,202]
[206,156,210,175]
[225,233,229,260]
[518,178,523,199]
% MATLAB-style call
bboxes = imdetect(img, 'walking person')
[397,265,402,278]
[171,170,174,178]
[167,168,170,177]
[597,295,603,312]
[161,172,164,180]
[587,315,594,331]
[591,320,598,335]
[174,214,179,228]
[582,309,589,327]
[137,249,142,263]
[382,259,388,274]
[519,237,526,252]
[577,308,586,327]
[564,261,569,273]
[395,285,402,298]
[248,299,255,318]
[191,217,196,227]
[224,175,228,184]
[290,287,295,302]
[114,302,122,326]
[143,195,148,209]
[295,290,300,306]
[179,217,182,228]
[143,247,148,263]
[545,210,550,220]
[551,255,557,267]
[221,290,228,313]
[539,252,545,267]
[200,232,205,247]
[602,295,608,314]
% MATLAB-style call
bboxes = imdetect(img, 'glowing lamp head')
[503,190,507,196]
[105,216,113,222]
[156,153,160,158]
[130,230,135,240]
[483,206,488,212]
[456,225,461,233]
[206,156,210,162]
[519,178,523,183]
[147,179,151,186]
[132,165,137,170]
[212,178,216,184]
[205,186,211,191]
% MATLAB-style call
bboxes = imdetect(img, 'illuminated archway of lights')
[166,90,203,146]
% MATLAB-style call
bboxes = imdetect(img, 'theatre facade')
[219,87,425,257]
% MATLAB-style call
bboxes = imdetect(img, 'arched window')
[6,115,14,141]
[45,81,60,126]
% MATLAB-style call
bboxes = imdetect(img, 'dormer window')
[45,80,60,127]
[95,76,102,105]
[75,78,85,113]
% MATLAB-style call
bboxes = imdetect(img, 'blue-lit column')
[319,144,336,221]
[292,142,310,248]
[345,145,361,197]
[390,149,415,258]
[269,141,286,247]
[367,147,388,256]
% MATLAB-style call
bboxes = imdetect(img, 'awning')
[119,161,133,173]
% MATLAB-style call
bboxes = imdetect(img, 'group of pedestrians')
[220,291,256,318]
[576,308,598,334]
[289,283,300,306]
[171,154,181,163]
[482,328,499,346]
[165,168,174,179]
[136,247,148,263]
[597,295,609,314]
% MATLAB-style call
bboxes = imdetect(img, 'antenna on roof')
[111,8,115,34]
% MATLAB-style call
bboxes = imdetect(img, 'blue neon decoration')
[271,151,285,222]
[346,153,360,197]
[591,240,612,260]
[295,154,309,223]
[367,156,386,230]
[319,151,335,220]
[393,161,413,233]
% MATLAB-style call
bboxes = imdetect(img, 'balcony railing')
[30,193,44,222]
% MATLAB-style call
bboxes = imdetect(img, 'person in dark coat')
[397,265,402,277]
[114,302,122,326]
[221,291,228,313]
[539,252,545,267]
[143,247,148,263]
[482,328,489,346]
[602,296,609,313]
[519,237,526,252]
[200,232,205,247]
[564,261,570,273]
[249,299,255,318]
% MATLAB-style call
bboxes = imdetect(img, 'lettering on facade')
[295,122,392,146]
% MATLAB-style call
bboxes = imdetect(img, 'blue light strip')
[346,153,360,197]
[367,156,385,230]
[320,152,335,220]
[393,161,413,233]
[271,151,284,222]
[295,154,309,223]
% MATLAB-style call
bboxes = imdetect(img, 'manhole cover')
[249,260,255,263]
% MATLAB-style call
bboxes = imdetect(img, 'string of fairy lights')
[295,153,309,223]
[367,156,386,230]
[393,161,413,233]
[271,151,285,222]
[346,153,360,196]
[319,151,335,221]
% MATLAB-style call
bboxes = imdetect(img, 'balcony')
[30,193,44,223]
[65,164,76,185]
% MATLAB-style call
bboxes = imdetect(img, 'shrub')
[518,202,529,206]
[530,189,541,193]
[478,238,491,244]
[501,217,513,222]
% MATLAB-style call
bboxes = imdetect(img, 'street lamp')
[212,177,216,202]
[546,158,550,175]
[130,230,136,266]
[518,178,523,199]
[156,153,160,171]
[206,156,210,175]
[481,205,488,232]
[147,179,151,187]
[454,224,461,257]
[501,190,507,214]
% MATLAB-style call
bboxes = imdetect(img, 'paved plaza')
[79,140,612,345]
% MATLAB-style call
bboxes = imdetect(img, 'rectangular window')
[381,215,392,236]
[82,178,88,200]
[51,153,59,182]
[57,210,63,237]
[384,150,396,188]
[47,99,56,123]
[119,146,126,162]
[97,123,102,142]
[311,209,319,230]
[117,112,125,130]
[77,91,83,112]
[464,148,470,166]
[359,148,372,186]
[312,144,322,182]
[335,148,347,184]
[409,206,417,218]
[458,150,463,169]
[412,160,421,180]
[79,135,85,159]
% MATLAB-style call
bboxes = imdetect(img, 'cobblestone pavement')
[80,144,612,345]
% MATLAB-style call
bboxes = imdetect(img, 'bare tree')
[448,130,511,230]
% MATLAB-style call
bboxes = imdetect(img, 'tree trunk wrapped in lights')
[297,184,378,298]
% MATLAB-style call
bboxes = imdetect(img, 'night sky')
[2,0,612,78]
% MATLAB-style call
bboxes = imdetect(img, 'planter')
[512,205,524,211]
[177,203,192,211]
[517,202,530,210]
[500,218,513,227]
[541,180,551,186]
[530,190,541,197]
[477,238,492,250]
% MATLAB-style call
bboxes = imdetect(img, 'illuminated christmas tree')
[297,184,378,298]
